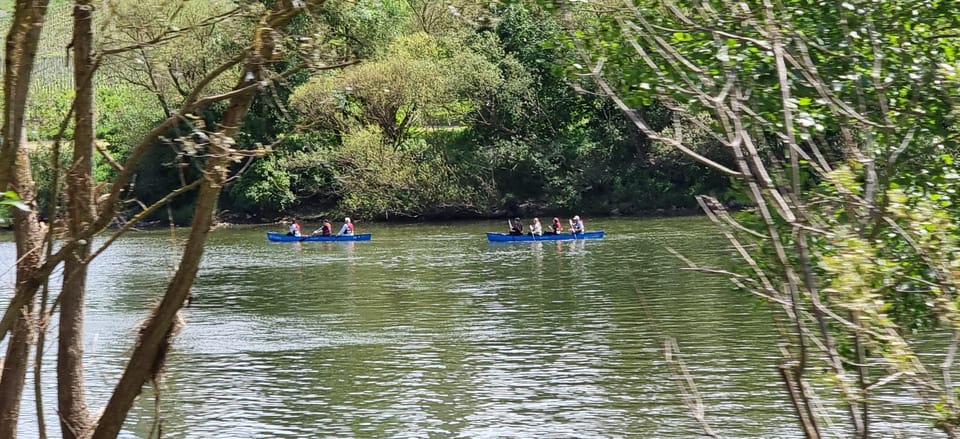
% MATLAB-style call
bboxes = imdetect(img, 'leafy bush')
[227,156,295,213]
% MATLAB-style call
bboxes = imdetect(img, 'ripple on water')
[3,219,948,437]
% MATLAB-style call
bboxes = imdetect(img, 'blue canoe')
[267,232,372,242]
[486,231,605,242]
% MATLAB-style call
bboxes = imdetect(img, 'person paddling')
[530,217,543,236]
[287,219,302,237]
[313,218,333,236]
[549,217,563,234]
[337,217,354,236]
[508,217,524,235]
[569,215,584,234]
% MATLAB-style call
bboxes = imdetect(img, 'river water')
[0,216,945,437]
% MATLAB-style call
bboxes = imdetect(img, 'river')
[0,216,945,437]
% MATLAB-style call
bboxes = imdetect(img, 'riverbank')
[0,205,710,234]
[218,205,707,227]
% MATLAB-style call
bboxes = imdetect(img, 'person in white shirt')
[529,217,543,236]
[288,219,301,237]
[337,217,354,236]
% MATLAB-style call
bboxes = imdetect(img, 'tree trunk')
[0,1,50,436]
[0,0,50,190]
[57,1,95,437]
[90,2,309,437]
[0,301,34,438]
[0,147,45,438]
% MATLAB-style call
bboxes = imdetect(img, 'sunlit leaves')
[291,32,502,145]
[560,0,960,429]
[0,191,29,212]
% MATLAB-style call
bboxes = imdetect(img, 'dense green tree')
[558,0,960,434]
[292,32,501,145]
[464,4,730,213]
[277,30,502,218]
[10,0,745,221]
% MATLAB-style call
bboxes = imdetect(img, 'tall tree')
[91,0,317,435]
[563,0,960,435]
[0,0,341,436]
[58,0,96,436]
[0,1,50,437]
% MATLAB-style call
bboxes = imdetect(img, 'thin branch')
[99,6,243,56]
[664,338,721,438]
[586,62,742,176]
[85,180,201,263]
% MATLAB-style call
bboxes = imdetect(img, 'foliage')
[310,0,410,58]
[557,0,960,434]
[0,2,333,437]
[291,32,503,146]
[328,125,480,218]
[99,0,249,112]
[227,155,295,212]
[0,191,28,212]
[13,0,744,224]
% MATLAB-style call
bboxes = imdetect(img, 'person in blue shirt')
[569,215,584,234]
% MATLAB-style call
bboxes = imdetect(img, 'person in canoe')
[569,215,584,234]
[548,217,563,235]
[287,218,302,237]
[313,218,333,236]
[530,217,543,236]
[509,217,524,235]
[337,217,355,236]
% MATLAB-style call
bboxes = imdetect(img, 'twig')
[664,338,721,438]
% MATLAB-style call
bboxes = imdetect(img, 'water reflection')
[0,218,946,437]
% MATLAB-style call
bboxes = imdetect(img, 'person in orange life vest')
[549,217,563,234]
[570,215,584,234]
[287,219,301,237]
[337,217,354,236]
[313,219,333,236]
[509,217,524,235]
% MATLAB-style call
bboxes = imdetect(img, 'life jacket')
[552,220,562,232]
[321,223,332,235]
[347,222,354,233]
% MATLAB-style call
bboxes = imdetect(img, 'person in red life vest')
[549,217,563,234]
[569,215,584,234]
[287,218,302,237]
[337,217,354,236]
[313,218,333,236]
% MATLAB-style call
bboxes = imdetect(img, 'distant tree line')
[9,0,734,224]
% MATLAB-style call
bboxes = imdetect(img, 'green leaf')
[1,199,29,212]
[0,190,28,211]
